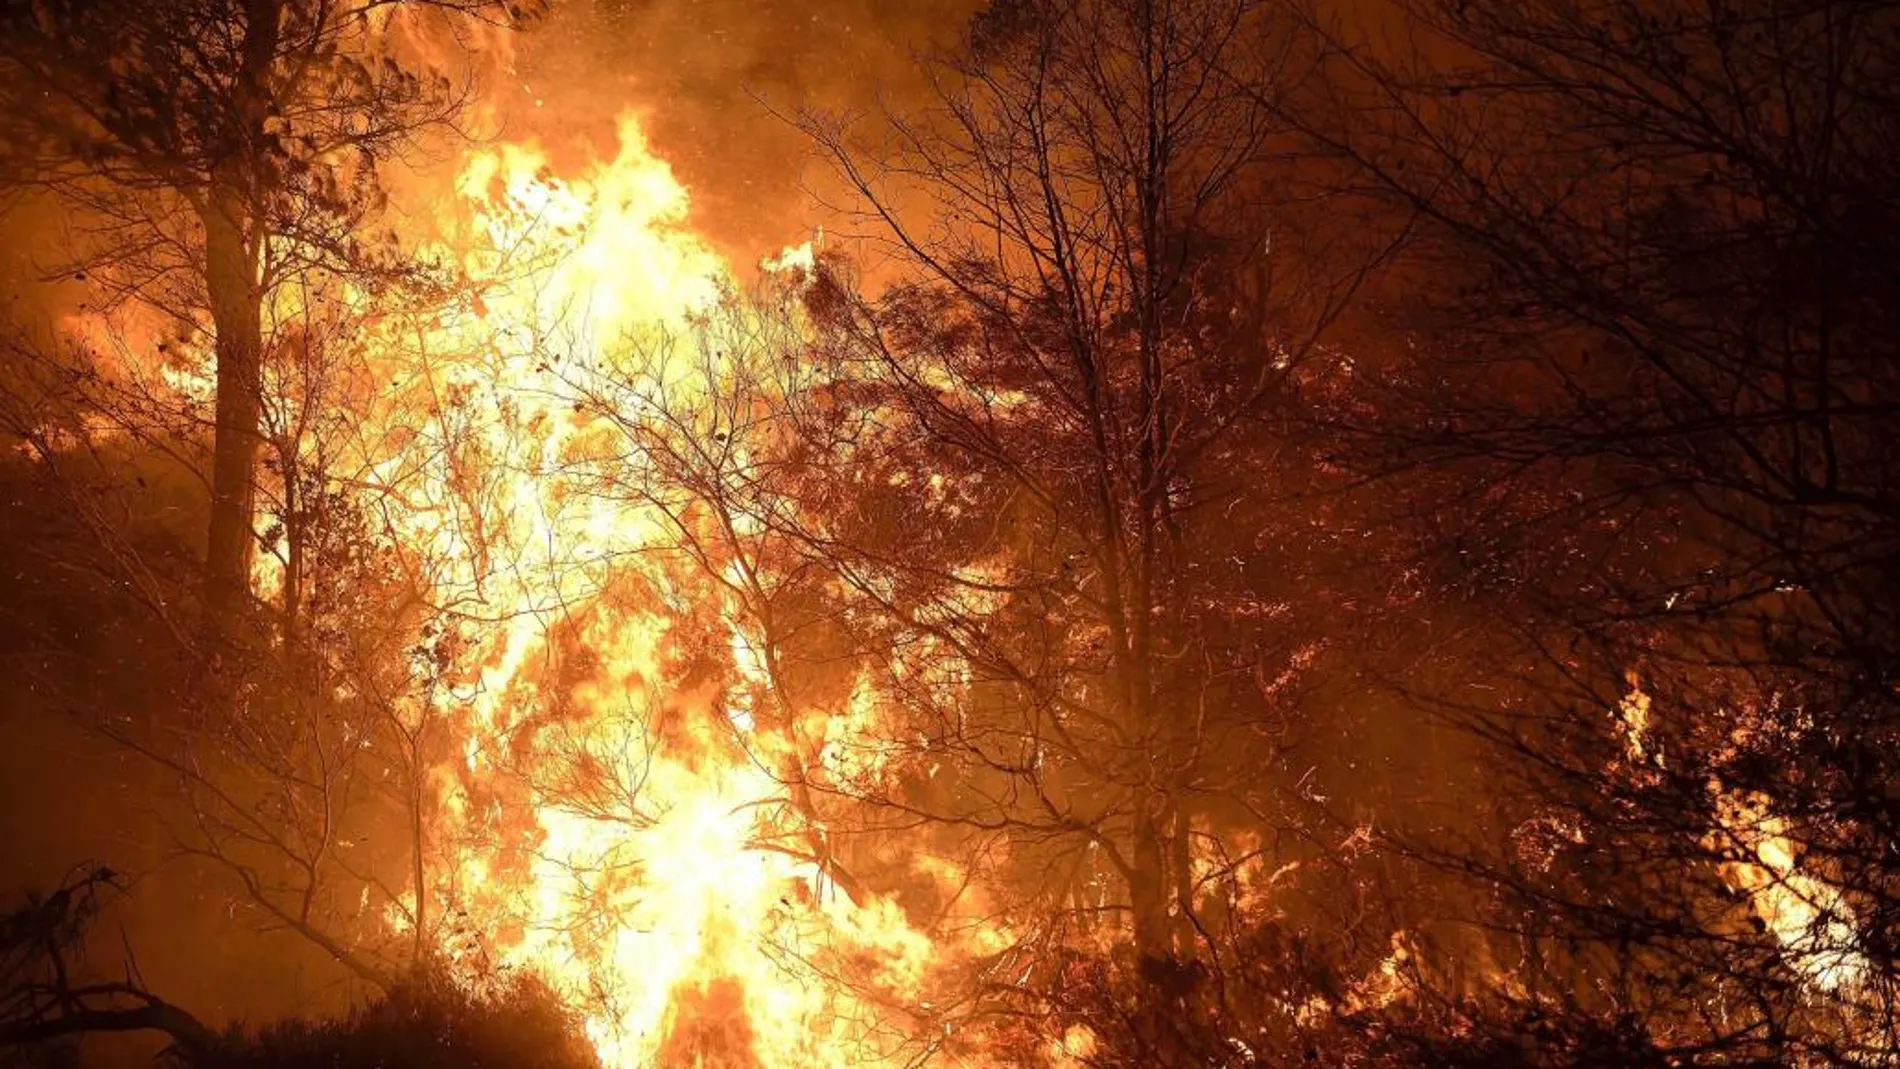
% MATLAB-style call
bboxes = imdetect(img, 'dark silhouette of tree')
[0,868,214,1058]
[793,0,1390,982]
[1284,0,1900,1061]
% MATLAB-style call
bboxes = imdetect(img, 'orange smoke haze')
[495,0,983,261]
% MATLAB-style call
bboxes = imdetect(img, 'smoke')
[500,0,983,261]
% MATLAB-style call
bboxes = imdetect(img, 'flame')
[29,102,982,1066]
[355,115,960,1066]
[1614,680,1866,994]
[1045,1024,1098,1068]
[1708,786,1865,993]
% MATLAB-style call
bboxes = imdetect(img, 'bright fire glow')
[34,102,1026,1067]
[353,115,965,1066]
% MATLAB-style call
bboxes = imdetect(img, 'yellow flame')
[37,104,992,1067]
[372,114,958,1067]
[1617,680,1864,994]
[1709,786,1864,993]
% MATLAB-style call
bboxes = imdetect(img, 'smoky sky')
[0,1,986,334]
[507,0,986,260]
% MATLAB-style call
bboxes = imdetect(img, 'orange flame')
[362,115,970,1066]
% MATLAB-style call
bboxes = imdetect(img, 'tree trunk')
[1129,794,1196,1064]
[410,752,428,965]
[1129,802,1175,965]
[198,0,280,656]
[200,197,264,649]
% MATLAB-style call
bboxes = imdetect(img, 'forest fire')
[2,1,1897,1067]
[35,103,972,1067]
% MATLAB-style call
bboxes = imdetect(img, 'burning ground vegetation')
[2,0,1899,1066]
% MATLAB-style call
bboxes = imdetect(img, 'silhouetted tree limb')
[0,868,215,1060]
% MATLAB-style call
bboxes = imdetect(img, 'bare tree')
[1283,0,1900,1061]
[791,0,1384,974]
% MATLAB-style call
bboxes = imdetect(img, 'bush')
[198,975,599,1069]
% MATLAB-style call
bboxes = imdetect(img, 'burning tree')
[796,0,1380,994]
[0,0,538,657]
[569,0,1414,1059]
[0,4,543,1003]
[0,254,499,997]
